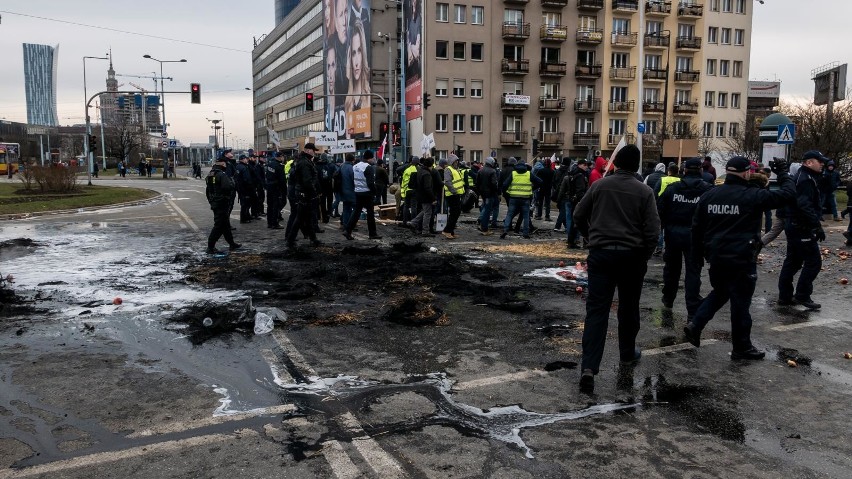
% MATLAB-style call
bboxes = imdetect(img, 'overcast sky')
[0,0,849,147]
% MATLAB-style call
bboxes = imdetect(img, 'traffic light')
[380,122,389,136]
[423,93,431,110]
[305,92,314,111]
[392,122,401,145]
[456,145,463,161]
[532,138,540,156]
[89,134,97,153]
[190,83,201,104]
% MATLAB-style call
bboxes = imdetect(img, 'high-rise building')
[99,55,120,125]
[22,43,60,127]
[253,0,754,165]
[275,0,303,25]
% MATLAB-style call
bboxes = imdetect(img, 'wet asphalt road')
[1,176,851,478]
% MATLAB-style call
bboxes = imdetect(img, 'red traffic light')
[190,83,201,104]
[306,93,313,100]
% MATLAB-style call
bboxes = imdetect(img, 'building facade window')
[703,122,713,137]
[733,61,743,77]
[612,18,630,34]
[471,115,483,132]
[646,54,663,69]
[540,117,560,133]
[731,92,741,108]
[717,92,728,108]
[504,44,524,61]
[722,0,732,12]
[436,41,448,59]
[503,81,523,95]
[453,114,465,132]
[453,79,466,97]
[471,43,483,61]
[719,60,730,76]
[436,3,449,22]
[729,122,739,137]
[610,86,628,102]
[708,26,718,43]
[735,0,746,13]
[644,87,660,102]
[542,82,561,98]
[504,115,523,132]
[436,114,448,132]
[645,120,658,135]
[673,121,691,137]
[706,59,717,75]
[675,89,691,104]
[734,29,744,45]
[721,28,731,44]
[454,5,466,23]
[471,6,484,25]
[709,0,720,11]
[470,80,483,98]
[453,42,465,60]
[609,119,626,135]
[471,150,483,163]
[504,9,524,24]
[436,79,448,96]
[611,52,630,68]
[716,122,726,137]
[578,15,596,30]
[705,91,715,107]
[576,117,594,133]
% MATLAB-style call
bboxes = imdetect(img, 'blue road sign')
[168,139,177,148]
[637,122,646,134]
[777,124,795,144]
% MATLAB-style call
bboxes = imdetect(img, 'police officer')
[285,143,321,248]
[205,156,241,254]
[264,152,286,229]
[235,155,256,224]
[684,156,795,360]
[249,153,266,218]
[657,158,712,319]
[220,148,238,217]
[778,150,826,310]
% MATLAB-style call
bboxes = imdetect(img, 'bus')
[0,142,21,176]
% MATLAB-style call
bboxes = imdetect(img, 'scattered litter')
[253,311,274,335]
[844,352,852,360]
[202,317,213,327]
[113,297,123,305]
[429,246,438,253]
[787,360,798,367]
[840,277,848,285]
[479,242,588,259]
[777,348,812,366]
[525,266,588,286]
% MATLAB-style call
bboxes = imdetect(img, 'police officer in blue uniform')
[684,156,795,360]
[205,157,241,254]
[657,157,712,319]
[778,150,827,310]
[265,152,286,229]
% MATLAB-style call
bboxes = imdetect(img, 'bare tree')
[721,121,761,162]
[104,115,144,167]
[780,98,852,177]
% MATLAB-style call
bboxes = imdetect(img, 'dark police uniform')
[249,158,265,218]
[778,151,826,309]
[235,158,256,223]
[264,155,286,229]
[686,156,795,359]
[657,161,712,318]
[205,162,239,252]
[285,148,321,247]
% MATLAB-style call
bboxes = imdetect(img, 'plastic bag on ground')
[253,311,274,335]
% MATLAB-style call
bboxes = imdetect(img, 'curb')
[0,191,166,221]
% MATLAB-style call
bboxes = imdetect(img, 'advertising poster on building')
[404,0,422,121]
[322,0,373,140]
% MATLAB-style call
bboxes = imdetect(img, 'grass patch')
[0,184,158,215]
[836,190,848,207]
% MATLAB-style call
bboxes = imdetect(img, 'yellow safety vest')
[463,168,475,189]
[284,159,294,177]
[400,164,417,197]
[658,175,679,196]
[445,166,465,197]
[507,170,533,198]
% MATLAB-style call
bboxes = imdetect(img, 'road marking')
[0,430,259,479]
[322,440,363,479]
[126,405,296,438]
[271,330,318,376]
[166,198,200,232]
[643,339,719,356]
[771,318,844,331]
[454,370,549,391]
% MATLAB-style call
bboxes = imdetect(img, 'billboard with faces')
[404,0,423,121]
[322,0,373,140]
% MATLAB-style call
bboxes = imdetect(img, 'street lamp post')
[83,54,109,186]
[213,111,226,148]
[143,55,187,178]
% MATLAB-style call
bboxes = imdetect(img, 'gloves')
[816,228,826,242]
[769,158,789,175]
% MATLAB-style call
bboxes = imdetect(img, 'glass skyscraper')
[22,43,59,126]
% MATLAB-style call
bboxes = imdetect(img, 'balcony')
[674,69,700,83]
[500,130,529,145]
[608,133,635,145]
[575,63,603,79]
[645,1,672,16]
[673,101,699,114]
[542,0,569,7]
[576,29,604,45]
[611,32,638,47]
[539,131,565,147]
[505,0,529,3]
[540,24,569,42]
[608,100,635,113]
[573,132,600,146]
[501,94,530,111]
[612,0,639,12]
[676,36,702,50]
[644,31,670,48]
[574,97,602,113]
[610,66,636,80]
[540,61,568,77]
[501,58,530,75]
[677,2,704,17]
[539,96,567,112]
[643,101,665,113]
[577,0,604,10]
[644,67,667,81]
[502,22,531,40]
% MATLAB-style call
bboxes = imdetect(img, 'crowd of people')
[202,144,851,393]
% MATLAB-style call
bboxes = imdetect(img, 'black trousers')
[208,205,235,248]
[239,192,255,222]
[691,262,757,353]
[778,228,822,302]
[581,249,648,374]
[346,193,377,236]
[444,195,461,234]
[662,229,703,316]
[266,187,284,228]
[286,197,317,243]
[253,187,265,216]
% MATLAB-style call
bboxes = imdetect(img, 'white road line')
[271,330,318,376]
[126,405,296,438]
[771,318,844,332]
[0,430,259,479]
[643,339,719,356]
[351,436,407,479]
[322,440,363,479]
[166,198,200,232]
[454,370,549,391]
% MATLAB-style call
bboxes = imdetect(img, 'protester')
[441,154,464,239]
[285,144,322,248]
[343,150,382,240]
[410,157,436,236]
[500,158,541,240]
[264,152,286,229]
[476,157,500,236]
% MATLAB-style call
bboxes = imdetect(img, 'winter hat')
[613,144,641,171]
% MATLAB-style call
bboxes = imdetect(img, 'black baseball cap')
[683,158,702,169]
[725,156,750,173]
[802,150,827,162]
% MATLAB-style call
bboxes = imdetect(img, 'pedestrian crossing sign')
[777,124,795,144]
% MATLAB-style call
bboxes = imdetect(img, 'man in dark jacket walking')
[657,158,712,319]
[205,157,241,254]
[285,144,321,248]
[556,158,590,247]
[265,152,286,229]
[534,158,555,221]
[573,145,659,392]
[410,157,436,236]
[476,157,500,235]
[778,151,826,310]
[552,159,570,231]
[235,155,256,224]
[684,156,795,359]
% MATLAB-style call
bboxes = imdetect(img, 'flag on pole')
[603,135,627,177]
[377,134,388,161]
[549,153,557,163]
[267,128,280,147]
